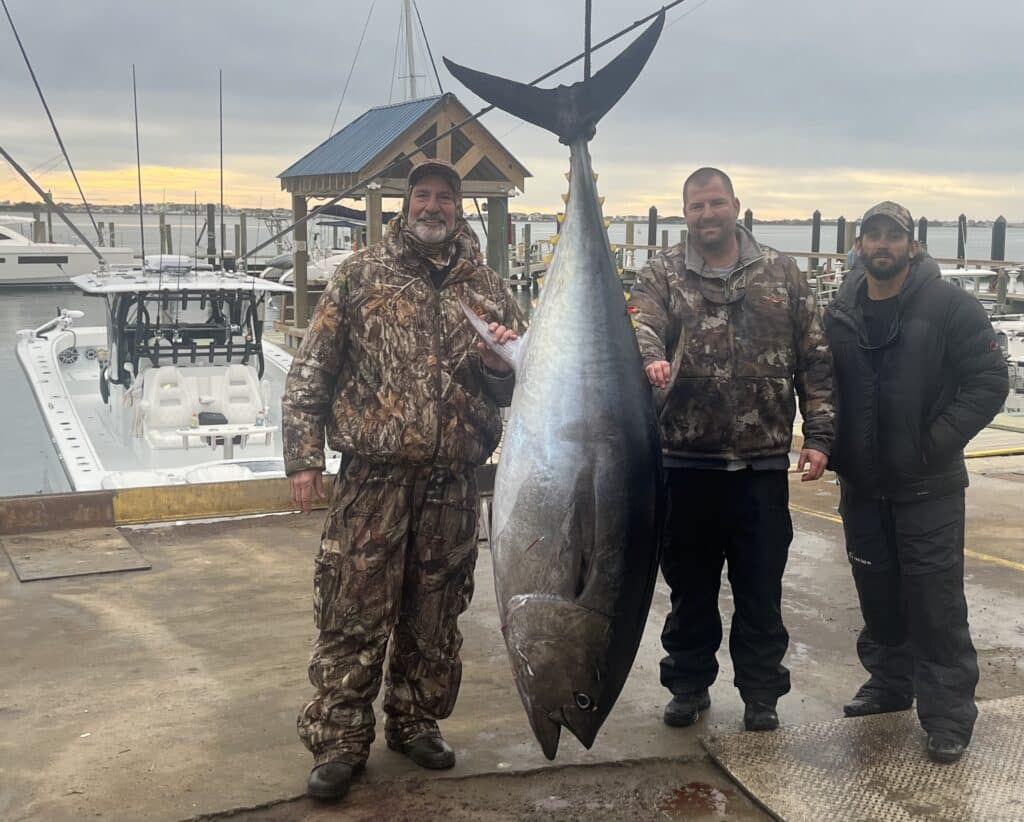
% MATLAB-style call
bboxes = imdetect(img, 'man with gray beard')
[282,160,523,801]
[824,201,1008,763]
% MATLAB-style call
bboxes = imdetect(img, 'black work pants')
[659,468,792,704]
[839,486,978,744]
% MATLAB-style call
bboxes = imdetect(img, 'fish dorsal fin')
[443,11,664,145]
[459,298,526,373]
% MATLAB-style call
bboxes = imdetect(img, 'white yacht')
[16,257,333,490]
[993,315,1024,416]
[0,220,136,286]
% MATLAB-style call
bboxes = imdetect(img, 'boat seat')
[139,365,199,449]
[219,364,263,424]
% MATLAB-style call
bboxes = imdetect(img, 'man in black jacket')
[824,201,1008,764]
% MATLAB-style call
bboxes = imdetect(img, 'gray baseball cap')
[860,201,914,235]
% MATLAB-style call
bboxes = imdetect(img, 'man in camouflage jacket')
[629,167,834,733]
[282,159,524,801]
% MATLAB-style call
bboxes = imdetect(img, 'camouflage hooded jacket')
[628,225,834,460]
[281,218,525,475]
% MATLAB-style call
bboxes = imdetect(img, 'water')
[3,215,1020,496]
[7,210,1024,265]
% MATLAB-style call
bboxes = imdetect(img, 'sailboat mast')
[403,0,417,100]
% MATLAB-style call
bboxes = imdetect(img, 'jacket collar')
[684,223,766,305]
[684,222,765,279]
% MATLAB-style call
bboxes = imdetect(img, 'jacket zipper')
[430,286,443,464]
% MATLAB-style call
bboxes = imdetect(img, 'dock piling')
[647,207,657,260]
[991,216,1006,262]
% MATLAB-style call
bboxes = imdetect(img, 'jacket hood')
[384,214,484,286]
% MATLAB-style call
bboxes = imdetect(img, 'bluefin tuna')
[445,13,665,759]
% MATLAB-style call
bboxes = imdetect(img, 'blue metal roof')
[279,96,442,179]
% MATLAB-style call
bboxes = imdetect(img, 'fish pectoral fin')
[458,297,525,373]
[562,467,597,600]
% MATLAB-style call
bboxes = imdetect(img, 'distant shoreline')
[1,203,1020,229]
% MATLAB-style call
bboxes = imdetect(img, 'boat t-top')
[16,255,329,490]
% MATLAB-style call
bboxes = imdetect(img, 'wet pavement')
[1,459,1022,821]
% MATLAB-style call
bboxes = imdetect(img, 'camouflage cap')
[860,201,913,236]
[407,159,462,198]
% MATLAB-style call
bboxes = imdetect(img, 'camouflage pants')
[296,456,479,767]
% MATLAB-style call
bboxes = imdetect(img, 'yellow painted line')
[789,502,1024,572]
[965,447,1024,458]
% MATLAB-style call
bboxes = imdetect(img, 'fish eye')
[574,691,593,710]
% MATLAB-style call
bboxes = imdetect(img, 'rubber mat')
[2,527,150,581]
[703,695,1024,821]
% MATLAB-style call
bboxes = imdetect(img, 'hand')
[289,468,326,513]
[797,448,828,482]
[477,322,518,374]
[644,360,671,389]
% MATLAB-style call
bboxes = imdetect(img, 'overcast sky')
[2,0,1022,219]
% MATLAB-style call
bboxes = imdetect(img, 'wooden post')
[45,192,54,243]
[108,222,115,248]
[679,229,686,244]
[957,214,967,268]
[366,186,383,245]
[917,217,928,250]
[835,217,846,254]
[164,223,173,255]
[32,205,44,243]
[158,213,166,254]
[661,229,668,250]
[743,208,753,231]
[486,195,509,278]
[234,224,241,257]
[523,223,531,277]
[991,216,1007,261]
[332,225,339,249]
[810,210,821,273]
[647,206,657,259]
[239,212,248,259]
[844,222,856,253]
[292,194,309,328]
[206,203,217,266]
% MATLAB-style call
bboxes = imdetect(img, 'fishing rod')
[242,0,690,262]
[0,143,105,265]
[1,0,103,244]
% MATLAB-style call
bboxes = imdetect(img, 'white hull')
[0,224,135,285]
[16,326,327,490]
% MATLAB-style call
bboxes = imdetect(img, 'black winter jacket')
[824,255,1008,500]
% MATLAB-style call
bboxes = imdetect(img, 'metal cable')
[413,0,443,93]
[328,1,376,139]
[244,0,690,262]
[1,0,102,244]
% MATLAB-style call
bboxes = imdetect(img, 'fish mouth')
[527,707,562,760]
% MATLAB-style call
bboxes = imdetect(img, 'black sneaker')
[743,701,779,731]
[927,734,967,763]
[663,689,711,727]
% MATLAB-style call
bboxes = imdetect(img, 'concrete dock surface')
[2,458,1023,821]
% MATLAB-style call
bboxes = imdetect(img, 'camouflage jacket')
[282,218,525,475]
[628,225,834,460]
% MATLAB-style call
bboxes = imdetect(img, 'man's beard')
[863,248,910,280]
[411,213,451,245]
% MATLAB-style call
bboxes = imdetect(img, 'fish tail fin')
[443,12,664,144]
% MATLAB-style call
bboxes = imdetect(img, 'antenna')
[132,64,146,261]
[219,69,225,270]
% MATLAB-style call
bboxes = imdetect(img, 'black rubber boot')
[387,734,456,770]
[743,702,779,731]
[843,691,913,718]
[307,762,356,801]
[927,734,967,763]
